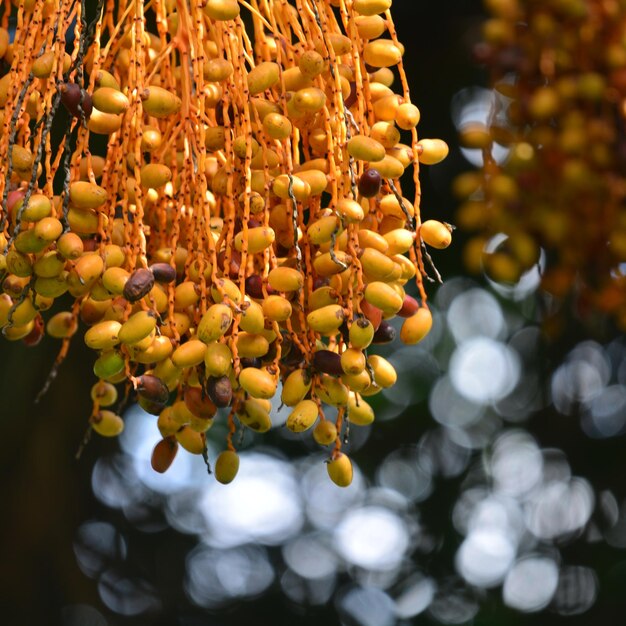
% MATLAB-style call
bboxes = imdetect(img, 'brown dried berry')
[205,375,232,408]
[312,350,344,377]
[60,83,93,119]
[149,263,177,283]
[136,374,170,406]
[123,268,155,302]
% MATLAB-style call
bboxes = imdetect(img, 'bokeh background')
[3,1,626,624]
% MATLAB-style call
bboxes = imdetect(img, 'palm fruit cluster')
[0,0,449,486]
[457,0,626,327]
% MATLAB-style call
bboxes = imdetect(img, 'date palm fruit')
[327,452,353,488]
[0,0,449,484]
[215,450,240,484]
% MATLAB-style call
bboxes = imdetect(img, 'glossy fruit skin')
[215,450,240,484]
[151,437,179,473]
[327,452,353,487]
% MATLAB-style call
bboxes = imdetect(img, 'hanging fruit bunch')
[457,0,626,327]
[0,0,449,486]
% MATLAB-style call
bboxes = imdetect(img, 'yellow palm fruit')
[384,228,415,255]
[340,348,366,375]
[9,297,37,326]
[14,230,46,255]
[263,112,292,140]
[33,251,65,278]
[247,61,280,95]
[372,154,404,178]
[140,163,172,188]
[420,220,452,249]
[286,399,319,433]
[237,399,272,433]
[400,308,432,345]
[16,194,52,222]
[348,393,375,426]
[202,342,232,378]
[293,87,327,112]
[262,295,293,322]
[234,226,275,254]
[46,311,78,339]
[364,281,403,315]
[172,340,207,368]
[313,251,352,277]
[102,267,129,294]
[6,249,32,277]
[354,0,392,16]
[157,406,180,437]
[272,174,311,201]
[294,169,327,196]
[313,420,338,446]
[417,138,449,165]
[118,310,158,346]
[196,303,233,343]
[342,369,372,393]
[10,145,33,174]
[215,450,240,484]
[268,267,304,292]
[84,320,121,351]
[308,214,340,246]
[174,281,200,310]
[317,375,350,406]
[360,247,396,280]
[91,381,118,407]
[336,198,365,224]
[367,354,397,388]
[141,86,181,117]
[152,358,182,390]
[175,426,205,454]
[141,125,162,151]
[355,14,387,38]
[236,300,263,334]
[356,228,387,253]
[211,278,243,305]
[281,368,312,406]
[0,295,12,327]
[69,181,108,210]
[298,49,325,77]
[188,414,214,434]
[134,335,174,364]
[57,232,83,260]
[34,273,68,298]
[363,39,402,67]
[347,135,386,162]
[3,320,36,341]
[31,50,71,77]
[370,121,401,149]
[327,452,353,487]
[236,333,270,358]
[92,87,130,114]
[87,109,122,134]
[306,304,345,334]
[395,102,421,130]
[93,350,125,381]
[103,244,126,268]
[238,367,277,399]
[33,216,62,243]
[91,410,124,437]
[307,286,338,311]
[203,57,234,82]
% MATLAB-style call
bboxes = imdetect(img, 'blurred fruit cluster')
[0,0,450,485]
[457,0,626,327]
